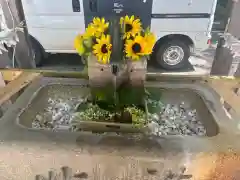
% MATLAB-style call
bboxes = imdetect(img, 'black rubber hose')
[109,17,123,64]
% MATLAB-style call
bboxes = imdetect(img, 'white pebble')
[52,111,64,121]
[148,102,206,136]
[36,114,43,122]
[151,114,159,121]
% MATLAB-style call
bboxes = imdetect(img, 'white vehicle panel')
[152,0,215,14]
[25,16,85,30]
[22,0,85,51]
[151,19,210,32]
[21,0,217,53]
[22,0,78,15]
[27,28,81,51]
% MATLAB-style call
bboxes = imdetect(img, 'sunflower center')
[132,43,142,53]
[125,24,133,32]
[101,44,108,54]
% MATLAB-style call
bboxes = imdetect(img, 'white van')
[21,0,218,70]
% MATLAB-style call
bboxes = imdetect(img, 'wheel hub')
[163,46,184,66]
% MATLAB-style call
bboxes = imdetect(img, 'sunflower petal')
[106,35,110,42]
[96,38,101,43]
[102,18,105,24]
[134,19,140,24]
[102,56,107,64]
[126,15,130,22]
[130,15,134,22]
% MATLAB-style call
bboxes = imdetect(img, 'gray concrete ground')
[0,47,216,75]
[189,47,216,75]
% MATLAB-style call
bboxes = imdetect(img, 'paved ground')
[39,50,216,75]
[190,47,216,74]
[0,47,216,75]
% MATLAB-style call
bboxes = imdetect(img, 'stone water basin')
[17,77,219,137]
[2,77,240,180]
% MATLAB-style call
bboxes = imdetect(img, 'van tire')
[29,37,44,66]
[154,40,190,70]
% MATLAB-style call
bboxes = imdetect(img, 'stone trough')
[1,76,240,180]
[16,77,219,137]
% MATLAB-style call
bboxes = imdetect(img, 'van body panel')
[152,0,215,14]
[27,27,82,51]
[22,0,217,53]
[21,0,82,15]
[82,0,153,28]
[22,0,85,51]
[150,19,210,32]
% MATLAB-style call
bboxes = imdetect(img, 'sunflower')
[84,24,96,38]
[91,17,109,37]
[93,35,112,64]
[74,34,86,55]
[120,15,142,39]
[74,33,93,56]
[143,31,156,55]
[125,35,146,60]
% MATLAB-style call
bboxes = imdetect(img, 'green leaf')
[144,26,151,35]
[145,88,163,114]
[83,38,93,48]
[145,87,162,101]
[118,83,145,107]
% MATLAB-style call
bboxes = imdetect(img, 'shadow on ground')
[39,53,195,73]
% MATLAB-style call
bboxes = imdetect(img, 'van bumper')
[192,35,213,55]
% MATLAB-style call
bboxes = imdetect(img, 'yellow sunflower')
[74,33,93,56]
[92,17,109,37]
[84,24,96,38]
[125,35,146,60]
[93,35,112,64]
[74,34,86,55]
[120,15,142,39]
[143,31,156,55]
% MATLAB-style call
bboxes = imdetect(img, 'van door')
[151,0,216,32]
[83,0,153,28]
[21,0,85,52]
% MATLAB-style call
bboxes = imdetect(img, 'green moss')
[73,82,161,129]
[72,103,147,128]
[124,106,147,128]
[72,103,113,122]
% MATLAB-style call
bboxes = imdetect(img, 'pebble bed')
[32,97,86,131]
[147,102,206,136]
[32,97,207,136]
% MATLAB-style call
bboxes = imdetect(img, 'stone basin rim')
[1,77,239,153]
[13,77,231,139]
